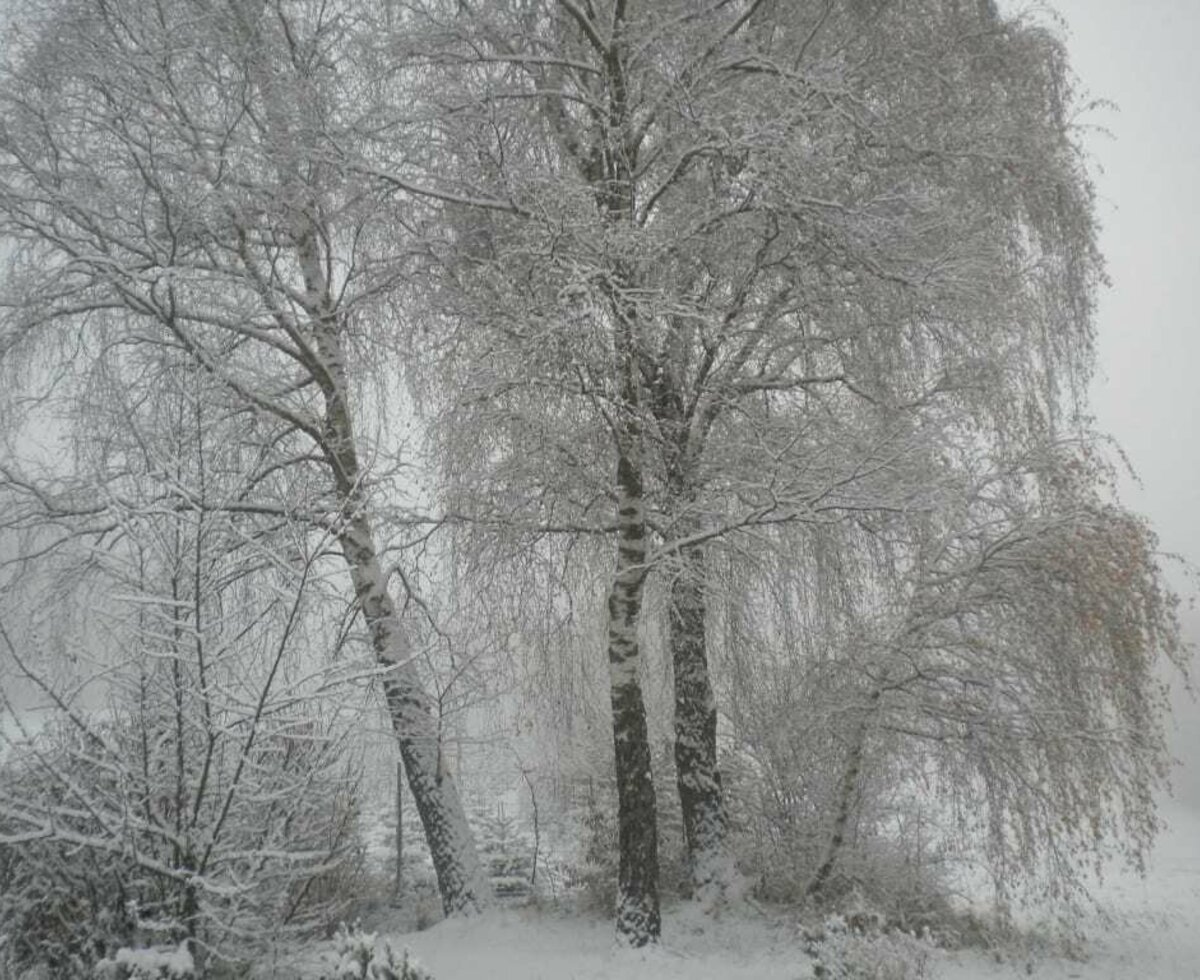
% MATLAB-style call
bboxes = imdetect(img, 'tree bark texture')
[669,540,729,900]
[807,684,884,901]
[394,759,404,905]
[530,0,661,940]
[340,513,489,917]
[606,450,661,945]
[310,298,487,915]
[298,218,488,916]
[659,404,730,899]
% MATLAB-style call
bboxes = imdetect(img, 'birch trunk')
[668,538,730,901]
[338,512,489,915]
[228,6,485,914]
[606,450,661,945]
[807,684,884,900]
[302,238,487,916]
[524,0,660,939]
[393,760,404,906]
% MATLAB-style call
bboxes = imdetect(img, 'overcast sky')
[1044,0,1200,807]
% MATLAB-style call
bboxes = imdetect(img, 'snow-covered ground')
[941,801,1200,980]
[304,802,1200,980]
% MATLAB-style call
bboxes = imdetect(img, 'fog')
[1049,0,1200,809]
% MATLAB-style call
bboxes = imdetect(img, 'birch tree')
[719,438,1184,911]
[0,0,488,913]
[398,0,1116,933]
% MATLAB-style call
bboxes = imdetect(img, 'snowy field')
[305,802,1200,980]
[940,803,1200,980]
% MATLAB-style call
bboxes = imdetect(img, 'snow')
[299,803,1200,980]
[939,802,1200,980]
[95,942,194,979]
[365,905,807,980]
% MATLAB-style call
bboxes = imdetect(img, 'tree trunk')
[536,0,659,939]
[296,210,488,916]
[327,386,487,918]
[807,684,883,901]
[339,513,490,916]
[669,539,730,901]
[659,420,731,901]
[393,759,404,906]
[606,451,661,945]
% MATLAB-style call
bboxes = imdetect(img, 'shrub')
[0,716,365,979]
[472,808,533,900]
[802,914,935,980]
[567,796,618,915]
[93,943,195,980]
[320,925,433,980]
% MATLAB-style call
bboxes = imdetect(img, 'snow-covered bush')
[321,924,434,980]
[0,745,140,978]
[93,943,194,980]
[0,709,365,978]
[802,914,935,980]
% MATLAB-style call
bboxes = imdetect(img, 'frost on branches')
[322,924,435,980]
[0,0,1187,954]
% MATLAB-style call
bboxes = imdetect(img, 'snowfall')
[295,800,1200,980]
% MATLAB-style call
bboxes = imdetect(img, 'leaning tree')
[0,0,488,913]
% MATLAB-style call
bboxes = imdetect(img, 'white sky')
[1045,0,1200,806]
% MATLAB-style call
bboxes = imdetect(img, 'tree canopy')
[0,0,1187,958]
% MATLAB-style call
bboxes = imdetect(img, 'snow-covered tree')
[0,0,487,914]
[393,0,1182,939]
[720,439,1184,911]
[0,354,363,975]
[0,0,1184,951]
